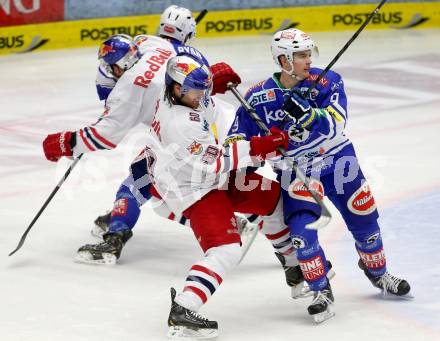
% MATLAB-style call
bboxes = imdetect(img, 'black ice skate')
[276,253,336,299]
[167,287,218,339]
[275,252,305,298]
[307,283,335,324]
[358,259,411,296]
[91,211,111,239]
[75,230,132,265]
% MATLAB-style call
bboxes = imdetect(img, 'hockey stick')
[305,0,388,97]
[195,9,208,24]
[227,83,331,230]
[9,154,83,256]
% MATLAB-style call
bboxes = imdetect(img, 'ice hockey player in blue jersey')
[226,28,411,323]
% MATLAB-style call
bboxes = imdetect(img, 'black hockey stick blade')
[306,0,388,97]
[9,154,83,256]
[195,9,208,24]
[227,83,331,230]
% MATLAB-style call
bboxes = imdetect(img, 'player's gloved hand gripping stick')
[232,0,388,231]
[227,83,332,231]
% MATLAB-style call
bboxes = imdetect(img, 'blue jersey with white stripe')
[227,68,354,177]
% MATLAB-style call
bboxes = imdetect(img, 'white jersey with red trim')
[142,96,261,213]
[73,36,175,155]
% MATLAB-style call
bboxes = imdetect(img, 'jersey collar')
[272,72,286,89]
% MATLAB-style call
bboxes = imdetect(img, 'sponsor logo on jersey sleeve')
[348,183,377,215]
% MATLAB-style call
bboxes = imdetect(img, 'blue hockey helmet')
[165,55,212,109]
[98,34,141,71]
[165,55,212,92]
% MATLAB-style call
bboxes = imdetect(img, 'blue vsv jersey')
[227,68,356,177]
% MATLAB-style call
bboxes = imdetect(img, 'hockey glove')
[43,131,75,162]
[210,62,241,95]
[250,127,289,160]
[282,89,317,129]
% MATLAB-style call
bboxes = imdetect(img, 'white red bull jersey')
[74,36,176,156]
[142,96,260,213]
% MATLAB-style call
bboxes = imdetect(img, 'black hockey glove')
[282,89,318,129]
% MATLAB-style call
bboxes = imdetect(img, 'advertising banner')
[0,3,438,55]
[0,0,64,27]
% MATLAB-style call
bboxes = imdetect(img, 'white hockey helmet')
[158,5,196,43]
[271,29,318,77]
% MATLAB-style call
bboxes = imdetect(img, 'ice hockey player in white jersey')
[142,54,290,339]
[42,5,239,160]
[41,5,242,259]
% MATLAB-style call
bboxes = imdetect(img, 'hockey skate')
[237,215,258,263]
[91,211,111,239]
[307,283,335,324]
[358,259,411,297]
[75,230,132,265]
[275,253,336,299]
[167,288,218,339]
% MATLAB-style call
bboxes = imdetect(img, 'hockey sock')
[257,200,298,266]
[175,243,241,312]
[354,230,387,278]
[288,211,330,291]
[108,185,141,234]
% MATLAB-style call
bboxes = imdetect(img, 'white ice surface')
[1,29,440,341]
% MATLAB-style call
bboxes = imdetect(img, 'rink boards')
[0,2,439,55]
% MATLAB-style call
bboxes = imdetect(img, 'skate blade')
[294,270,336,299]
[239,223,258,263]
[74,251,117,265]
[167,325,218,340]
[312,308,335,324]
[291,281,307,299]
[380,291,415,300]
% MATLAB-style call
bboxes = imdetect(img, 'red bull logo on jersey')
[99,43,114,57]
[134,48,173,88]
[288,178,324,203]
[299,255,326,281]
[187,141,203,155]
[348,183,377,215]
